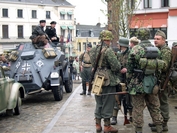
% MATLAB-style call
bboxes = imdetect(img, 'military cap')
[50,21,57,24]
[87,43,92,48]
[39,20,46,23]
[172,42,177,47]
[155,30,166,39]
[118,38,129,47]
[129,37,140,43]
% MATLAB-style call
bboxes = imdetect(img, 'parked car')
[0,66,25,115]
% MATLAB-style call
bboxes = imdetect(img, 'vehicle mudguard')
[7,83,25,110]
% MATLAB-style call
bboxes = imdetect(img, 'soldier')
[127,28,164,133]
[45,21,59,43]
[111,37,132,125]
[30,20,48,46]
[79,43,92,95]
[150,30,172,132]
[129,36,140,48]
[89,30,121,133]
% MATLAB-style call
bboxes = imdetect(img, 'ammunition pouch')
[42,48,57,59]
[143,75,159,94]
[8,51,19,62]
[95,68,110,86]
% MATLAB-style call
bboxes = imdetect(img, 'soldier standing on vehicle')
[79,44,92,95]
[150,30,172,132]
[111,37,132,125]
[30,20,48,46]
[127,28,164,133]
[89,30,121,133]
[45,21,59,43]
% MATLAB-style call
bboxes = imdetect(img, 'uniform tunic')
[45,26,59,43]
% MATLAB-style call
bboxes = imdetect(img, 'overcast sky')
[67,0,107,25]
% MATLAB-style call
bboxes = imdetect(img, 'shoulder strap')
[98,47,108,68]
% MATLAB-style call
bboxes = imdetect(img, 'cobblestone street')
[0,81,177,133]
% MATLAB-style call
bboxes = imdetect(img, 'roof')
[76,24,106,37]
[0,0,74,6]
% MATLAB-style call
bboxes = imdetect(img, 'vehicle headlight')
[50,72,59,78]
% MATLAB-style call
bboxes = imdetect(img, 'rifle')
[100,91,128,96]
[89,41,104,91]
[161,47,177,91]
[45,34,52,43]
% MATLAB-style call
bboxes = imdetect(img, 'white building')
[0,0,75,51]
[130,0,177,47]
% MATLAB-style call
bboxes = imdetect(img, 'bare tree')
[101,0,141,46]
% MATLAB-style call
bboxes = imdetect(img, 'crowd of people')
[78,28,177,133]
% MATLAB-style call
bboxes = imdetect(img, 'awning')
[67,11,73,15]
[152,19,167,28]
[60,26,67,30]
[60,11,66,15]
[130,19,167,28]
[68,26,74,30]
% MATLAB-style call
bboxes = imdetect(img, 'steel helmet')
[99,30,113,41]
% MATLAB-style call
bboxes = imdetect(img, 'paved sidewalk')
[42,84,177,133]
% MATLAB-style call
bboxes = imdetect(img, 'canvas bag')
[42,48,57,58]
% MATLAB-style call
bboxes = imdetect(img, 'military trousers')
[81,67,92,83]
[131,93,163,128]
[158,88,170,122]
[32,35,48,46]
[95,86,116,119]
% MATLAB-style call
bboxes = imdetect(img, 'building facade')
[0,0,75,53]
[74,23,105,56]
[130,0,177,47]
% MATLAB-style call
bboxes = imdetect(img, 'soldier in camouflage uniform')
[150,30,172,132]
[89,30,121,133]
[111,38,131,125]
[127,28,163,133]
[79,43,92,95]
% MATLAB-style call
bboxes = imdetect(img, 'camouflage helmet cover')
[172,42,177,47]
[99,30,113,41]
[118,38,129,47]
[137,28,150,40]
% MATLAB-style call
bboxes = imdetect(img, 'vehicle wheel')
[14,91,22,115]
[52,77,63,101]
[64,72,73,93]
[6,109,13,116]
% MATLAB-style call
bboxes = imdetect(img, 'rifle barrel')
[100,91,128,96]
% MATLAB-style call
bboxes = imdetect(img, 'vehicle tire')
[64,72,73,93]
[52,77,63,101]
[14,91,21,115]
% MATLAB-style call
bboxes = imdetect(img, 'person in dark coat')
[30,20,48,46]
[45,21,59,43]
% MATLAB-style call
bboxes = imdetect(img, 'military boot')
[80,82,86,95]
[162,121,168,131]
[87,82,92,95]
[95,118,102,132]
[104,118,118,133]
[135,127,142,133]
[148,123,155,127]
[111,109,118,125]
[151,124,168,132]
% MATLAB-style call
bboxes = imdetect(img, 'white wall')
[170,0,177,8]
[0,2,75,45]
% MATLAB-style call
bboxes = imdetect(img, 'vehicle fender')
[7,82,25,110]
[50,70,60,86]
[63,66,69,81]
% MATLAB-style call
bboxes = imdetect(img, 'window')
[46,11,50,19]
[161,0,169,7]
[78,42,81,52]
[76,29,81,37]
[128,0,135,9]
[2,8,8,17]
[83,42,86,51]
[2,25,9,38]
[17,25,23,38]
[67,14,72,20]
[60,14,65,20]
[17,9,23,18]
[32,10,37,18]
[61,28,65,38]
[144,0,152,8]
[32,25,36,32]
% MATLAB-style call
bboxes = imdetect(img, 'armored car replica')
[6,42,73,101]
